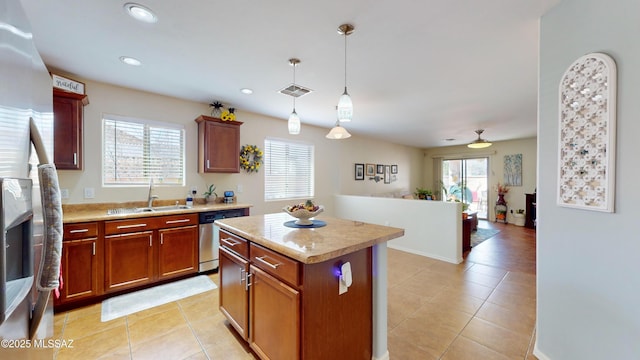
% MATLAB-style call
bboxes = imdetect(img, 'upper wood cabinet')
[195,115,243,173]
[53,89,88,170]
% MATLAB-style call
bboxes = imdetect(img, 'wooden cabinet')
[158,225,199,279]
[105,230,154,292]
[219,246,249,340]
[195,115,243,173]
[249,264,300,360]
[104,214,198,293]
[53,89,87,170]
[218,229,372,360]
[525,193,537,228]
[56,222,101,305]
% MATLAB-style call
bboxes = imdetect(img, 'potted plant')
[203,184,218,204]
[414,187,433,200]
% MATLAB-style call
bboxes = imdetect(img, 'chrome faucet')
[147,179,159,208]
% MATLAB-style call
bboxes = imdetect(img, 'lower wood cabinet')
[56,222,101,305]
[104,231,154,292]
[218,228,372,360]
[158,225,199,279]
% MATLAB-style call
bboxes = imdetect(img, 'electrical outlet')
[60,189,69,199]
[191,186,197,194]
[84,187,95,199]
[237,184,243,193]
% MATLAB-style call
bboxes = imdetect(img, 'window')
[103,114,185,186]
[264,138,314,200]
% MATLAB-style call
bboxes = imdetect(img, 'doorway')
[442,157,489,219]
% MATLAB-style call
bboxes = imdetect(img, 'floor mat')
[471,228,501,247]
[101,275,217,322]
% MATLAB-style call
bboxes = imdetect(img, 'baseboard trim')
[533,343,551,360]
[372,350,390,360]
[387,244,462,264]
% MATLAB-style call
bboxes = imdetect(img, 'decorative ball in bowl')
[283,203,324,225]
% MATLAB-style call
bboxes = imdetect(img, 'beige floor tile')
[486,288,537,316]
[494,278,536,299]
[475,301,536,337]
[183,350,209,360]
[461,318,531,358]
[201,322,256,359]
[128,307,189,346]
[178,290,220,322]
[427,287,485,315]
[503,271,536,286]
[387,287,423,329]
[189,312,235,350]
[125,301,180,323]
[63,303,102,322]
[388,333,439,360]
[441,335,511,360]
[444,279,495,300]
[457,270,505,288]
[390,317,459,357]
[387,261,425,288]
[130,324,201,360]
[409,302,473,334]
[466,263,509,279]
[62,310,126,341]
[55,324,129,360]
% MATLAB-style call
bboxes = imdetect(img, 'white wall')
[537,1,640,359]
[334,195,462,264]
[53,74,424,216]
[422,137,537,223]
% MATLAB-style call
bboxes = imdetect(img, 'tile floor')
[47,220,536,360]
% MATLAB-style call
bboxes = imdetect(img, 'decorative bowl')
[282,205,324,225]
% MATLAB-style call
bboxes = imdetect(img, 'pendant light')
[326,120,351,139]
[467,129,493,149]
[287,58,301,135]
[337,24,354,122]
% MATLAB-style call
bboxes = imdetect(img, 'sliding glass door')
[442,157,489,219]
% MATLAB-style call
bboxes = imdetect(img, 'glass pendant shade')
[288,109,300,135]
[467,129,492,148]
[337,88,353,122]
[326,122,351,139]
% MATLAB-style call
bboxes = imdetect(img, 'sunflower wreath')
[239,144,263,173]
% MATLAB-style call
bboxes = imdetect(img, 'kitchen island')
[215,212,404,360]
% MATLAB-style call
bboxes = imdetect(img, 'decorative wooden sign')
[52,73,85,95]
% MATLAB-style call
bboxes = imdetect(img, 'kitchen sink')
[107,205,190,215]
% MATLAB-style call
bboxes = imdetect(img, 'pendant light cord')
[344,31,348,90]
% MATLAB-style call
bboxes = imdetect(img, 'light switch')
[84,187,95,199]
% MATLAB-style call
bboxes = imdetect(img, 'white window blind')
[264,138,314,200]
[103,115,185,186]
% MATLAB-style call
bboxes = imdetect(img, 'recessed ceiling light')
[240,88,253,95]
[124,3,158,23]
[119,56,142,66]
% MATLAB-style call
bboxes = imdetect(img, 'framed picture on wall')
[355,163,364,180]
[391,165,398,174]
[376,164,384,174]
[384,165,391,184]
[365,163,375,177]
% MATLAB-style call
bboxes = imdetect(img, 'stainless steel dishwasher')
[198,209,245,272]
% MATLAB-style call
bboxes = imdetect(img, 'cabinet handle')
[165,219,190,224]
[92,242,95,256]
[150,237,152,247]
[73,152,77,165]
[255,256,281,269]
[240,269,245,285]
[69,229,89,234]
[160,233,164,245]
[117,223,147,229]
[221,238,240,247]
[207,159,210,169]
[245,272,252,290]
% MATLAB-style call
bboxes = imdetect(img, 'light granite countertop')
[62,201,252,223]
[215,212,404,264]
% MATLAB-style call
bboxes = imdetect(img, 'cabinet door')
[219,246,249,340]
[59,238,98,302]
[158,225,198,280]
[202,119,240,173]
[249,265,300,360]
[53,91,83,170]
[104,231,154,292]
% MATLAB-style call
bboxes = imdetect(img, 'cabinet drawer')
[157,213,198,229]
[219,229,249,259]
[64,222,98,240]
[105,218,154,235]
[250,243,299,287]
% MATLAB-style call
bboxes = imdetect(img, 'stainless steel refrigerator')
[0,0,55,350]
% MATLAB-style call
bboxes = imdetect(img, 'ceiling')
[21,0,560,148]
